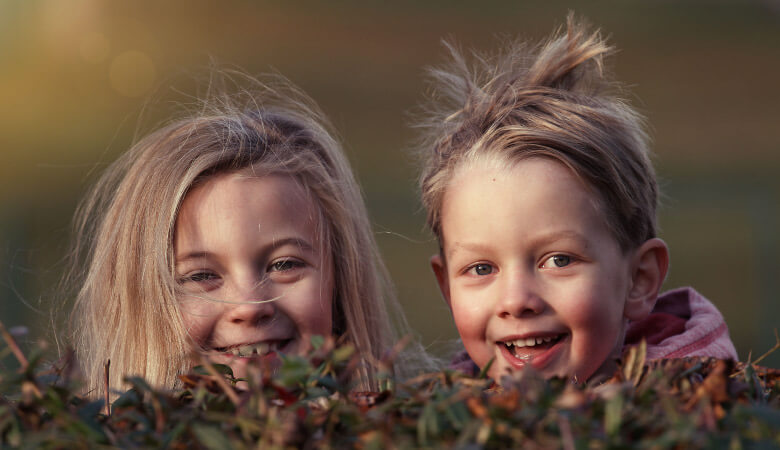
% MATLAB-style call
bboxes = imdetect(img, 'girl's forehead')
[179,172,323,234]
[192,170,309,202]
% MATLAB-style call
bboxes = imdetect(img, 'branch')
[0,321,28,370]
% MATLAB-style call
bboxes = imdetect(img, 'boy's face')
[174,172,334,380]
[432,157,641,382]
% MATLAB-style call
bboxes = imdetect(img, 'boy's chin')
[488,358,618,386]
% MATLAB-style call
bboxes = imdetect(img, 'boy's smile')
[431,157,643,382]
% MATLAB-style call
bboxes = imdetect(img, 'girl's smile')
[174,172,334,380]
[213,339,292,357]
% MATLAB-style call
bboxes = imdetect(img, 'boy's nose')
[497,273,546,318]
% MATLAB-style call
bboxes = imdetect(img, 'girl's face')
[431,157,640,382]
[174,172,333,379]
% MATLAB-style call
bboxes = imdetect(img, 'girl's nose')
[225,297,276,326]
[497,272,546,318]
[226,278,276,325]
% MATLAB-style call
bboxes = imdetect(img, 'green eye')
[270,259,303,272]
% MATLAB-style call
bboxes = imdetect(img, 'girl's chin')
[221,351,282,380]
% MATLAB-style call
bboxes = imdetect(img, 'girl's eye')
[269,258,304,272]
[541,254,572,269]
[468,263,494,276]
[180,271,218,284]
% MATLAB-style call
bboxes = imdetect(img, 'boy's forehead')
[448,154,597,203]
[440,157,623,257]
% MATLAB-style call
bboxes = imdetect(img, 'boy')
[417,16,737,382]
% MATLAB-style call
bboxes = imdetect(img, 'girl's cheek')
[179,299,218,344]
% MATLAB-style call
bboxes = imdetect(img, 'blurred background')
[1,0,778,368]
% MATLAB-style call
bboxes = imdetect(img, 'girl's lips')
[497,333,568,371]
[212,338,294,360]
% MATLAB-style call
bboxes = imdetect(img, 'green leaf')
[192,424,235,449]
[604,394,623,438]
[478,357,495,379]
[310,335,325,350]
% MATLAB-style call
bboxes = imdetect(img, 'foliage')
[1,325,778,449]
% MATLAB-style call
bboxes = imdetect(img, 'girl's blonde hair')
[68,74,413,397]
[418,15,657,252]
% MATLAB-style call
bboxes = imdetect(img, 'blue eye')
[552,255,570,267]
[469,263,494,276]
[541,254,571,269]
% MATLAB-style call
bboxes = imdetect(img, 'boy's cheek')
[450,299,493,365]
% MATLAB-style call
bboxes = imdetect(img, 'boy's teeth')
[509,336,554,348]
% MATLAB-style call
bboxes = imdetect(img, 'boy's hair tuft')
[418,14,657,251]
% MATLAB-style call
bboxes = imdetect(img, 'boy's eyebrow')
[175,237,316,264]
[528,230,589,247]
[446,242,492,260]
[447,230,589,260]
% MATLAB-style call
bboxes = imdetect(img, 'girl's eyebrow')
[175,237,316,264]
[175,251,212,264]
[267,236,315,253]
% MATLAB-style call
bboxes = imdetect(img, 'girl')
[67,74,417,398]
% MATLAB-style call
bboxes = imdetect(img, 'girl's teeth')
[228,342,275,357]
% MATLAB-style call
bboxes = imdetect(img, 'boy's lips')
[496,333,568,370]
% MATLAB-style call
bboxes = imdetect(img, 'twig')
[104,360,111,416]
[558,415,576,450]
[752,329,780,367]
[0,321,28,370]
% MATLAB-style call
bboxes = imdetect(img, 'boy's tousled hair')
[418,14,657,251]
[67,73,418,399]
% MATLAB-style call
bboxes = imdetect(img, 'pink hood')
[624,287,738,360]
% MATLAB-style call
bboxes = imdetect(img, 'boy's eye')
[468,263,494,276]
[541,254,571,268]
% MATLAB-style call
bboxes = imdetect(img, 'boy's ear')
[430,253,452,308]
[624,238,670,321]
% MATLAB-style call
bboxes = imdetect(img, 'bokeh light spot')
[109,50,156,97]
[79,32,110,64]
